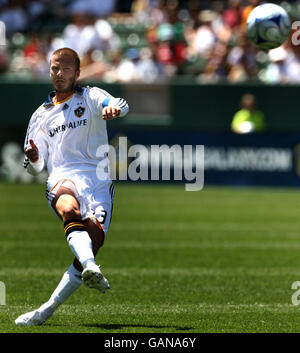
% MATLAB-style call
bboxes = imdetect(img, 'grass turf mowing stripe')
[1,266,300,276]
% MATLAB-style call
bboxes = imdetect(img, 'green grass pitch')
[1,182,300,333]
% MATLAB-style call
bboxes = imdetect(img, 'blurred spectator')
[191,10,217,57]
[62,8,114,58]
[22,32,49,77]
[68,0,117,18]
[260,45,290,83]
[131,0,161,24]
[23,32,40,58]
[27,0,48,24]
[0,19,7,72]
[78,49,106,81]
[261,42,300,84]
[198,41,229,83]
[0,48,7,73]
[231,93,265,134]
[102,46,163,83]
[0,0,28,36]
[241,0,262,29]
[135,46,163,82]
[222,0,243,29]
[151,0,187,76]
[101,49,123,82]
[227,32,258,82]
[115,47,140,82]
[26,0,69,33]
[210,1,232,43]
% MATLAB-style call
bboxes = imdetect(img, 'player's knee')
[61,205,81,220]
[56,195,81,221]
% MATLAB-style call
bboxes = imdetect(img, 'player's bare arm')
[25,139,39,163]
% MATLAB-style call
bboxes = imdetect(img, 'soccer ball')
[246,3,291,50]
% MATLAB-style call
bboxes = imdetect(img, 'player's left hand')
[102,106,121,120]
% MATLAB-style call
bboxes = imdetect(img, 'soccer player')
[15,48,129,326]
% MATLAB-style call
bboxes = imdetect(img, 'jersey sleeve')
[88,86,129,118]
[23,110,49,175]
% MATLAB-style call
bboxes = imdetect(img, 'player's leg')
[15,187,108,326]
[77,218,110,291]
[72,217,105,272]
[15,263,82,326]
[53,187,110,292]
[54,191,97,270]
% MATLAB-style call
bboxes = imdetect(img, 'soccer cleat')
[15,307,54,326]
[82,264,110,293]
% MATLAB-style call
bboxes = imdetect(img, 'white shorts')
[45,173,115,235]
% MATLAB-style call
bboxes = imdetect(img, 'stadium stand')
[0,0,300,83]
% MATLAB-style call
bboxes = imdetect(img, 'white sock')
[39,264,82,312]
[67,230,95,269]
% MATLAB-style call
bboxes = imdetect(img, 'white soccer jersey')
[24,85,129,181]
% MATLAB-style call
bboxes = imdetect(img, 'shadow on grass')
[83,323,194,331]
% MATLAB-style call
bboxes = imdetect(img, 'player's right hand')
[25,139,39,163]
[102,106,121,120]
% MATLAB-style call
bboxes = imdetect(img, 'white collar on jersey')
[43,85,84,108]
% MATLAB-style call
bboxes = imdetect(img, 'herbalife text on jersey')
[96,136,204,191]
